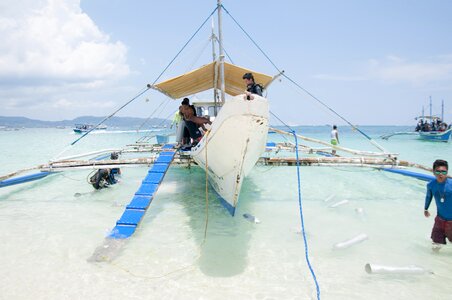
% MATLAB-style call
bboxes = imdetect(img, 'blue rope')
[292,129,321,300]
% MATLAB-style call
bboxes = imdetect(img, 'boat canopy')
[415,115,441,120]
[151,61,273,99]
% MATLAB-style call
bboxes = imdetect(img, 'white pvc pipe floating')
[329,200,349,208]
[365,263,432,275]
[333,233,368,249]
[324,194,335,202]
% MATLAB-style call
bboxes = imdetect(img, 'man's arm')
[424,185,433,217]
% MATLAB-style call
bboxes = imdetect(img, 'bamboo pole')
[269,127,397,157]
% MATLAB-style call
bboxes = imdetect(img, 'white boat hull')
[190,95,269,215]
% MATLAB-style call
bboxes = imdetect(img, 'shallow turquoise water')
[0,127,451,299]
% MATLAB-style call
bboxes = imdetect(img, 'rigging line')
[68,86,150,148]
[292,130,321,300]
[157,110,175,128]
[136,98,170,132]
[281,73,388,153]
[187,37,212,71]
[149,6,218,87]
[221,5,281,73]
[270,110,294,132]
[63,6,218,153]
[269,111,294,144]
[212,35,234,64]
[222,4,388,154]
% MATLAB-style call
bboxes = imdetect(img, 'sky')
[1,0,452,125]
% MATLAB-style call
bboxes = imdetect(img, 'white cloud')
[0,0,129,84]
[312,74,366,81]
[368,55,452,85]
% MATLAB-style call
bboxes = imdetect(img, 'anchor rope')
[292,130,321,300]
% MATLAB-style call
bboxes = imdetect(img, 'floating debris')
[243,213,260,224]
[329,200,349,208]
[365,263,432,275]
[333,233,368,249]
[324,194,335,202]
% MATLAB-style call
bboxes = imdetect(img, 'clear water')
[0,127,451,300]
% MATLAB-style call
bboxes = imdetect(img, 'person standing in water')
[424,159,452,252]
[330,125,339,155]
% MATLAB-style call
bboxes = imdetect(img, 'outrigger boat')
[0,1,445,267]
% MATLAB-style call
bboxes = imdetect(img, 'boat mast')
[217,0,226,103]
[441,99,444,121]
[429,96,432,118]
[211,18,219,116]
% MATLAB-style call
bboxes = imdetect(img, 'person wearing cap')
[243,72,263,100]
[424,159,452,252]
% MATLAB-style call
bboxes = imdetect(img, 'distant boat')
[73,124,107,134]
[418,127,452,142]
[381,98,451,142]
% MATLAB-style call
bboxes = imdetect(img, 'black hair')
[181,98,190,105]
[333,125,337,129]
[433,159,448,170]
[242,72,254,81]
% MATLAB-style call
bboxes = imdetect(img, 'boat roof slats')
[153,62,273,99]
[142,172,164,184]
[126,195,153,210]
[117,209,146,226]
[108,225,136,239]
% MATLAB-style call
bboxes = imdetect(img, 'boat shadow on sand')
[174,166,261,277]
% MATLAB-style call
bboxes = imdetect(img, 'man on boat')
[243,72,263,100]
[181,98,211,147]
[424,159,452,252]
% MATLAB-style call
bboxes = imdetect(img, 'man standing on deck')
[424,159,452,252]
[243,72,263,100]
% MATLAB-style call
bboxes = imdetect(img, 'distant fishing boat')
[381,98,451,142]
[414,98,451,142]
[73,123,107,133]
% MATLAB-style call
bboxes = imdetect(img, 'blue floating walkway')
[108,145,176,239]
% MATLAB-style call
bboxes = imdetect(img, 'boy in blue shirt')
[424,159,452,251]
